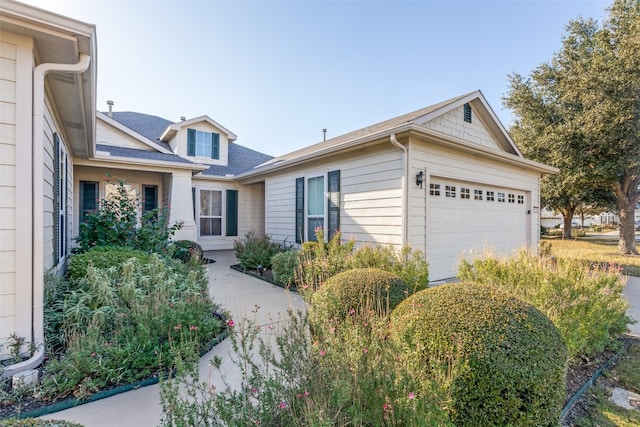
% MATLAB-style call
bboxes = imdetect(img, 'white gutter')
[389,133,409,247]
[2,53,91,379]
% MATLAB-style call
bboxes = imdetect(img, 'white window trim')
[196,186,226,239]
[304,173,328,242]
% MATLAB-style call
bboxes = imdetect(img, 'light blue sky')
[24,0,609,156]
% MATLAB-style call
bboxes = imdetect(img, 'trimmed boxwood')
[171,240,203,263]
[389,282,567,427]
[309,268,410,325]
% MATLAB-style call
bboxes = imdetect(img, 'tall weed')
[458,251,632,359]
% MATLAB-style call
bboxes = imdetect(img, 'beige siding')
[265,144,404,247]
[408,137,540,270]
[0,38,17,354]
[173,121,229,166]
[42,99,56,271]
[96,121,155,151]
[421,105,500,150]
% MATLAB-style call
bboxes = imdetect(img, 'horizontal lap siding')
[0,39,17,354]
[97,122,155,151]
[265,144,403,247]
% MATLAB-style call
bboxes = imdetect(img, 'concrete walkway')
[41,250,305,427]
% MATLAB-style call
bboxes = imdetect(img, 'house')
[238,93,557,281]
[0,0,555,377]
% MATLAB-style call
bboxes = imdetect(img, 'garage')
[426,178,530,281]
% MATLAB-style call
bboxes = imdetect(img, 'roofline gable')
[411,90,522,156]
[159,115,237,143]
[96,111,173,154]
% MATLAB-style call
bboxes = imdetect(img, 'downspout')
[2,54,91,379]
[390,133,409,247]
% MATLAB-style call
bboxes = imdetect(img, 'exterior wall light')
[416,171,424,188]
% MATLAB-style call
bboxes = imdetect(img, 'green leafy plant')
[390,283,568,427]
[0,419,85,427]
[458,251,632,359]
[233,231,288,269]
[75,179,181,254]
[66,246,150,281]
[270,250,299,286]
[170,240,204,264]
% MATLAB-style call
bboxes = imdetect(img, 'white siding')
[421,105,500,150]
[96,121,155,151]
[265,144,404,247]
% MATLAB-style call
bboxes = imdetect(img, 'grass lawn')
[542,236,640,276]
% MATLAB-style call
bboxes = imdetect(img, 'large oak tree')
[504,0,640,251]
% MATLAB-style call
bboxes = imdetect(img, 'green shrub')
[390,283,567,427]
[42,254,221,400]
[351,245,428,292]
[458,252,631,359]
[271,250,299,286]
[75,179,181,254]
[309,268,410,327]
[170,240,204,263]
[67,246,150,281]
[233,231,286,269]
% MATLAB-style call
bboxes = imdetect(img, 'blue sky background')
[24,0,610,156]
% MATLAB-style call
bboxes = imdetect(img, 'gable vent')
[463,103,472,123]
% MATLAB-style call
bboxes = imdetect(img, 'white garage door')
[426,179,529,281]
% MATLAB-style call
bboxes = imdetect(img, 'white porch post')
[169,171,197,241]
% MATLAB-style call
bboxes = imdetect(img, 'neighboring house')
[238,92,556,281]
[0,0,556,377]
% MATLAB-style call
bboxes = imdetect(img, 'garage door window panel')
[474,189,483,201]
[446,185,456,198]
[508,193,515,203]
[487,191,495,201]
[461,188,470,199]
[430,183,441,196]
[498,192,505,203]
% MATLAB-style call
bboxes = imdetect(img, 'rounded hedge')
[309,268,410,325]
[171,240,204,263]
[389,282,567,427]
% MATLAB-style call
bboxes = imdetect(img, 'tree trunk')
[613,179,639,255]
[561,209,574,239]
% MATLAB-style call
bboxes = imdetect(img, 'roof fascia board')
[159,115,237,142]
[1,0,96,39]
[237,123,556,182]
[97,112,172,154]
[78,155,208,172]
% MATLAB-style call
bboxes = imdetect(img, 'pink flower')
[278,402,287,409]
[228,319,235,327]
[319,350,326,356]
[303,390,310,396]
[190,325,198,331]
[174,323,182,331]
[408,392,415,399]
[90,352,96,357]
[362,348,368,354]
[348,308,356,315]
[251,387,258,394]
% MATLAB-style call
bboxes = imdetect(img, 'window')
[445,185,456,198]
[79,181,99,221]
[187,128,220,159]
[508,193,515,203]
[461,187,470,199]
[200,189,222,236]
[430,183,441,196]
[307,176,325,241]
[463,103,472,123]
[295,170,340,244]
[497,192,505,203]
[486,191,495,201]
[517,195,524,204]
[53,133,69,264]
[142,185,158,215]
[474,189,483,201]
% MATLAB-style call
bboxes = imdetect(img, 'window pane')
[211,191,222,216]
[195,131,212,157]
[200,218,222,236]
[200,190,211,216]
[307,217,324,241]
[307,176,324,215]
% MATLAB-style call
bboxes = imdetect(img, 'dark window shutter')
[142,185,158,214]
[463,103,472,123]
[212,133,220,159]
[53,133,60,265]
[327,170,340,240]
[295,177,304,244]
[187,128,196,156]
[192,187,196,220]
[80,181,99,221]
[226,189,238,236]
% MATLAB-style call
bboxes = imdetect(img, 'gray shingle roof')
[201,144,273,176]
[96,144,196,165]
[107,112,173,151]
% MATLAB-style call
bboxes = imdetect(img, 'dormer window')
[187,128,220,159]
[463,103,472,123]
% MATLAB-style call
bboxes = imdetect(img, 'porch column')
[169,171,196,241]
